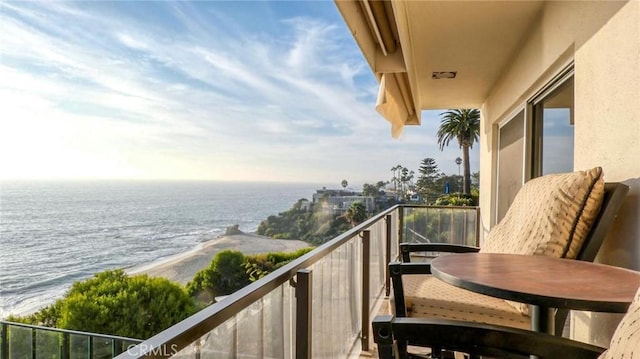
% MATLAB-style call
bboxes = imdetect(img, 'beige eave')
[335,0,544,137]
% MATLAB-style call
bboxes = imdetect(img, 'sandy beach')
[128,233,311,285]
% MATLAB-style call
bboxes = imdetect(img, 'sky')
[0,0,479,187]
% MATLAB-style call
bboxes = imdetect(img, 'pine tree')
[416,158,440,204]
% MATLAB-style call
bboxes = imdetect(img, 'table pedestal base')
[531,305,556,334]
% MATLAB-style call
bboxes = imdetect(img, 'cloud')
[0,1,478,184]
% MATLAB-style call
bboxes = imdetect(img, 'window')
[496,110,525,223]
[531,73,574,177]
[494,65,574,224]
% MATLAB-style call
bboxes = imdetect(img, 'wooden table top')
[430,253,640,312]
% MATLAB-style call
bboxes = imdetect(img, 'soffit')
[396,1,545,110]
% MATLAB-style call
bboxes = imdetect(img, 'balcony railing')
[0,204,479,359]
[400,205,480,247]
[0,320,141,359]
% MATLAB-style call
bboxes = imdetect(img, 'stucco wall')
[480,0,638,346]
[572,0,640,346]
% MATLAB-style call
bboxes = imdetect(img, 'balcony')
[0,204,479,359]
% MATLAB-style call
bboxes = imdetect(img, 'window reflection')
[532,76,574,176]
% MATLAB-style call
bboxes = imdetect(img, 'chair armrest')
[400,243,479,262]
[373,315,605,359]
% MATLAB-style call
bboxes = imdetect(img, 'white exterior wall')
[480,0,639,345]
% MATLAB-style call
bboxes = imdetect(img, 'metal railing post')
[61,332,70,359]
[475,206,481,247]
[361,230,370,352]
[31,328,36,359]
[384,215,392,296]
[112,339,119,357]
[1,322,8,359]
[295,269,312,359]
[398,206,404,244]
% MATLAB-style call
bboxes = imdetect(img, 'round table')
[430,253,640,333]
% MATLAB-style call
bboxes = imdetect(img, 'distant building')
[408,193,421,203]
[298,199,310,211]
[312,187,375,215]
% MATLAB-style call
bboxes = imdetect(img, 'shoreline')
[127,232,311,285]
[4,233,310,319]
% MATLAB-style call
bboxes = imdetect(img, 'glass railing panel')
[7,325,32,359]
[403,206,478,246]
[309,238,361,359]
[390,210,399,260]
[35,329,60,359]
[368,219,385,310]
[121,340,140,355]
[199,319,234,359]
[92,337,113,359]
[171,343,197,358]
[262,285,292,359]
[236,299,262,358]
[69,334,89,359]
[174,282,295,359]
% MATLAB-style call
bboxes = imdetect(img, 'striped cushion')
[599,285,640,358]
[403,275,530,329]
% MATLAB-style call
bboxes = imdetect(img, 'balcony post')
[1,322,8,359]
[89,335,94,359]
[361,230,370,352]
[31,327,36,359]
[295,269,312,359]
[475,207,481,247]
[61,332,70,359]
[112,339,121,357]
[398,206,404,244]
[384,215,392,296]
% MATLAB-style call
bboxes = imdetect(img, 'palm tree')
[436,109,480,194]
[345,202,367,226]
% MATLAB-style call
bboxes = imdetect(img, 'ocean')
[0,180,319,318]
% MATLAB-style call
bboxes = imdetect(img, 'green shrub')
[11,270,196,340]
[434,193,477,206]
[188,248,315,301]
[244,247,314,281]
[187,250,250,303]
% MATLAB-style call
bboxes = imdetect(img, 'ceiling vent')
[432,71,457,79]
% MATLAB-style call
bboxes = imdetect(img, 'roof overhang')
[335,0,545,136]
